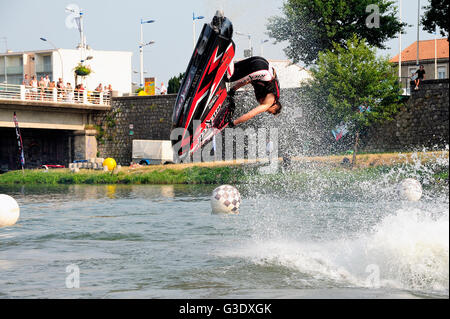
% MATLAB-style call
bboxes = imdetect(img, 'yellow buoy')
[103,158,117,171]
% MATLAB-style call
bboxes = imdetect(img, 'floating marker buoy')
[397,178,423,201]
[103,158,117,171]
[211,185,241,214]
[0,194,20,227]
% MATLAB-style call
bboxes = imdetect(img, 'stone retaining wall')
[362,79,449,152]
[94,79,449,164]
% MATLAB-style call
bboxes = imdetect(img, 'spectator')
[94,83,103,104]
[414,65,426,90]
[66,82,74,102]
[30,75,38,100]
[159,82,167,95]
[74,84,80,102]
[56,78,65,100]
[38,76,46,100]
[78,83,85,102]
[22,74,29,86]
[56,78,64,89]
[57,78,65,99]
[95,83,103,92]
[22,74,30,99]
[44,74,50,87]
[48,81,56,101]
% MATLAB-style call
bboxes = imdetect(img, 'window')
[408,66,418,77]
[437,65,447,79]
[43,55,52,70]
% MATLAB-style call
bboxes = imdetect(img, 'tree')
[167,73,185,94]
[305,35,402,166]
[267,0,406,65]
[421,0,449,39]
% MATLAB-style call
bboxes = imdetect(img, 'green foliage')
[267,0,406,64]
[74,63,92,76]
[135,87,144,94]
[167,73,185,94]
[0,166,247,185]
[421,0,449,39]
[306,35,402,132]
[94,124,106,145]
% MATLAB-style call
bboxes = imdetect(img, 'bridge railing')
[0,83,111,106]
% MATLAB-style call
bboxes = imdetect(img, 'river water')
[0,180,448,299]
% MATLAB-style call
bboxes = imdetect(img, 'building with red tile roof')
[390,38,449,80]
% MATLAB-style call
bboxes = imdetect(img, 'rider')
[225,56,282,127]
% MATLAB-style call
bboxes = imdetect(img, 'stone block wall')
[92,79,448,165]
[362,79,449,152]
[93,94,176,165]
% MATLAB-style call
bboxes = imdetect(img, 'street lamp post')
[236,31,252,57]
[398,0,402,79]
[40,37,64,82]
[260,39,269,56]
[140,18,155,88]
[192,13,205,50]
[65,6,86,63]
[416,0,420,66]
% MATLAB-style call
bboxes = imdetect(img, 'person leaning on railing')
[30,75,38,100]
[66,82,74,102]
[22,74,31,100]
[49,81,56,100]
[38,76,46,100]
[56,78,65,101]
[94,83,103,104]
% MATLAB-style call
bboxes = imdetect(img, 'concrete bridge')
[0,90,111,170]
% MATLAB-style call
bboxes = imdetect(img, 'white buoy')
[0,194,20,227]
[211,185,241,214]
[397,178,423,201]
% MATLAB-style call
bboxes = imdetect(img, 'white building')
[0,48,132,95]
[268,60,311,88]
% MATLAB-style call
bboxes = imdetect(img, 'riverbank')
[0,151,447,185]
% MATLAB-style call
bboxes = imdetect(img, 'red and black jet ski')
[171,10,235,160]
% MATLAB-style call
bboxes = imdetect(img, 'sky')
[0,0,440,86]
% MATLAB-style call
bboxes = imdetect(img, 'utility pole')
[416,0,420,66]
[398,0,402,78]
[139,18,155,88]
[193,13,205,50]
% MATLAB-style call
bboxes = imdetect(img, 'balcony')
[6,65,24,74]
[35,64,53,74]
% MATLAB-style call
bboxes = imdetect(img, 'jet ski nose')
[212,10,225,28]
[215,10,224,18]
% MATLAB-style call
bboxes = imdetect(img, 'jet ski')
[171,10,235,160]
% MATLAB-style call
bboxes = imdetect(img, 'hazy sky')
[0,0,439,85]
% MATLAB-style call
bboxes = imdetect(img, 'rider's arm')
[232,94,275,126]
[230,79,251,92]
